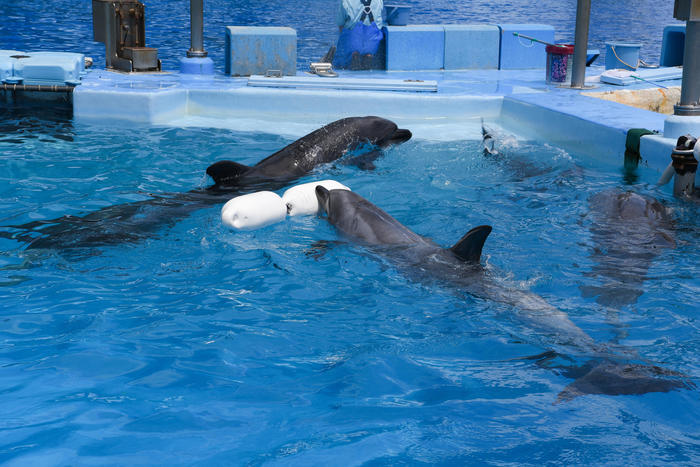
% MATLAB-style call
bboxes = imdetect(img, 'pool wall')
[72,66,694,186]
[7,17,691,186]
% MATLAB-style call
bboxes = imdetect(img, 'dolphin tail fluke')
[450,225,492,263]
[206,160,252,185]
[555,360,694,404]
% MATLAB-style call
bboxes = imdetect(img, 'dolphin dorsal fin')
[206,160,252,185]
[450,225,492,263]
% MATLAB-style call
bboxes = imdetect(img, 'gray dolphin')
[315,187,692,401]
[3,117,411,250]
[581,189,675,308]
[207,116,412,187]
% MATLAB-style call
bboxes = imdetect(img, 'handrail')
[1,84,74,92]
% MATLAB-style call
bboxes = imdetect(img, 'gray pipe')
[187,0,207,57]
[675,20,700,116]
[673,170,696,196]
[570,0,591,88]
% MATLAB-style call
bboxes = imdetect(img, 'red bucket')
[545,44,574,84]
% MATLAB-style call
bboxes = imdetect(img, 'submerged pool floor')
[0,117,698,464]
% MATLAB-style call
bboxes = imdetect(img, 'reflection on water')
[0,102,74,144]
[0,0,682,71]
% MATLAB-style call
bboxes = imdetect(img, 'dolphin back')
[316,187,425,245]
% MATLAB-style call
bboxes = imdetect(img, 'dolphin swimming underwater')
[314,187,692,401]
[581,189,676,308]
[2,117,411,250]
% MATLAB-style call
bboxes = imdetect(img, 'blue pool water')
[0,110,699,463]
[1,0,682,71]
[1,0,699,464]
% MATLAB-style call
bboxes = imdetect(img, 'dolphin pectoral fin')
[206,160,252,185]
[305,239,345,260]
[450,225,492,263]
[341,149,381,170]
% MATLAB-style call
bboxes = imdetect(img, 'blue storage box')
[225,26,297,77]
[660,24,686,67]
[444,24,500,70]
[498,24,554,69]
[28,52,85,73]
[13,51,84,85]
[385,25,445,71]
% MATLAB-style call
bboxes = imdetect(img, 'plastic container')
[384,5,410,26]
[545,43,574,85]
[13,52,84,85]
[605,42,641,70]
[0,50,26,84]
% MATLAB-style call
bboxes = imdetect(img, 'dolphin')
[480,121,560,181]
[580,189,675,308]
[2,117,411,250]
[314,187,692,401]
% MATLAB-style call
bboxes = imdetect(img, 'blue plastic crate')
[660,24,685,67]
[444,25,500,70]
[499,24,555,69]
[385,25,445,71]
[13,51,84,85]
[225,26,297,77]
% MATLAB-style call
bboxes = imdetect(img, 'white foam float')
[220,180,351,230]
[221,191,287,230]
[282,180,351,216]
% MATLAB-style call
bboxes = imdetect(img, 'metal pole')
[675,20,700,115]
[570,0,591,88]
[187,0,207,57]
